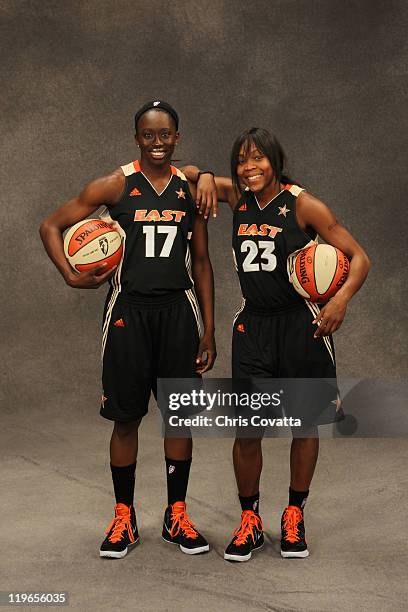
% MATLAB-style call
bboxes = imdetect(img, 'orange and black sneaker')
[224,510,264,562]
[100,503,139,559]
[280,505,309,558]
[162,501,209,555]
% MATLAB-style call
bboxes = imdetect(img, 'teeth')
[151,151,166,158]
[247,175,262,181]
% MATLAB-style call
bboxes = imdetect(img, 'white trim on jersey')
[99,209,126,361]
[121,162,136,176]
[233,297,246,325]
[288,185,305,197]
[185,288,203,337]
[254,190,284,210]
[254,185,305,210]
[303,300,335,366]
[232,247,238,272]
[140,170,173,196]
[185,243,193,283]
[174,167,187,181]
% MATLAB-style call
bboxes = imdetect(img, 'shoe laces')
[283,506,302,543]
[169,501,199,540]
[233,510,263,546]
[106,503,135,544]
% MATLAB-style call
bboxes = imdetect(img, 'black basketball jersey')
[232,185,316,310]
[103,160,196,297]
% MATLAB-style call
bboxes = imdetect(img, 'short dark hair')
[134,100,179,133]
[230,127,299,194]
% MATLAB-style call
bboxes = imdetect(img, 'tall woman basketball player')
[40,101,217,559]
[185,127,370,561]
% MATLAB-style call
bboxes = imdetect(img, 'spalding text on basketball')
[75,221,111,245]
[336,257,350,286]
[299,250,310,285]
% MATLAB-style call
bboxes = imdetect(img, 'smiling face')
[135,109,179,166]
[236,141,276,194]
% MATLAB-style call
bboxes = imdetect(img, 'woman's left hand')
[312,296,348,337]
[195,334,217,373]
[196,174,218,219]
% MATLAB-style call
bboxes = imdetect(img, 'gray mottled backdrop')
[1,0,407,416]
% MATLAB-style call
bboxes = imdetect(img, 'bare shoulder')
[296,190,331,217]
[297,189,326,209]
[296,190,336,226]
[79,167,125,206]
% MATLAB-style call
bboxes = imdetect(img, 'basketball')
[64,219,123,273]
[288,243,349,303]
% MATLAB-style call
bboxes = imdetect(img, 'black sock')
[110,462,136,507]
[165,457,192,506]
[239,492,260,514]
[289,487,309,510]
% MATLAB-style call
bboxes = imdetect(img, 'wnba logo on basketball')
[99,237,109,255]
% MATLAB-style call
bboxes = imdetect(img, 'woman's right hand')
[66,264,117,289]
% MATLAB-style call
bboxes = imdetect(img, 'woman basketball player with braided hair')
[40,101,217,559]
[185,127,370,561]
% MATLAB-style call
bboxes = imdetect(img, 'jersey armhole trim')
[121,160,142,176]
[171,165,187,180]
[286,184,305,197]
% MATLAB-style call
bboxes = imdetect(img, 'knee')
[235,437,262,456]
[113,419,141,440]
[293,425,319,440]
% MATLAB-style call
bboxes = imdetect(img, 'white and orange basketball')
[64,219,123,274]
[288,243,349,303]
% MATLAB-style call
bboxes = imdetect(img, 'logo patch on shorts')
[168,465,175,475]
[114,318,125,327]
[236,323,245,333]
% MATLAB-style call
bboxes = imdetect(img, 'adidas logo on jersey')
[114,318,125,327]
[238,203,247,211]
[129,187,141,196]
[236,323,245,333]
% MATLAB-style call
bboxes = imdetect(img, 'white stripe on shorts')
[304,300,335,365]
[185,288,203,337]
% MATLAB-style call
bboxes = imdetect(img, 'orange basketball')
[288,244,349,303]
[64,219,123,274]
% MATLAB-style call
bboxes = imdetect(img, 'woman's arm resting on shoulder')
[39,169,124,289]
[190,214,217,373]
[182,165,240,217]
[297,191,371,337]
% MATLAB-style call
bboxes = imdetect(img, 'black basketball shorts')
[232,301,344,426]
[100,289,201,422]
